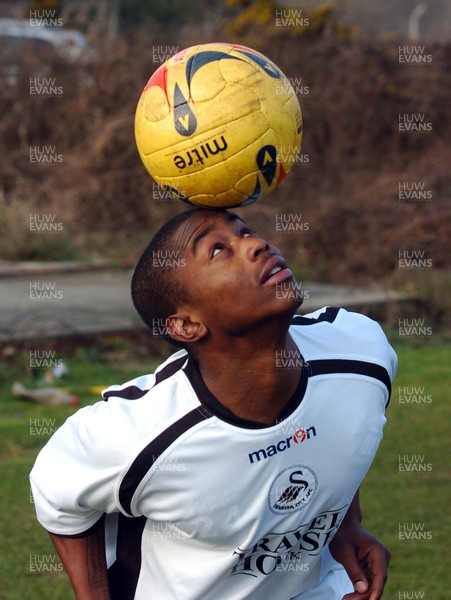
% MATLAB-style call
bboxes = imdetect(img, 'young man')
[31,208,396,600]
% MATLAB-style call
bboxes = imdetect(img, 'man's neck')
[194,326,302,425]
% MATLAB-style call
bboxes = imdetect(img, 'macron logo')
[248,427,317,464]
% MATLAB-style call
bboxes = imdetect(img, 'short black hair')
[131,208,232,345]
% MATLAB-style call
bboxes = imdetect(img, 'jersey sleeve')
[340,308,398,384]
[293,306,398,387]
[30,351,189,536]
[30,400,139,536]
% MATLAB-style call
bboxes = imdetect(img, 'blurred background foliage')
[0,0,450,326]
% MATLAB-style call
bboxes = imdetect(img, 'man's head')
[131,208,303,348]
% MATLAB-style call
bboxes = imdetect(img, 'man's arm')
[49,521,110,600]
[329,490,391,600]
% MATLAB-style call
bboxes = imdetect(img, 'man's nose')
[245,236,270,260]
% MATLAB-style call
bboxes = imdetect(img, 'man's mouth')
[260,256,293,286]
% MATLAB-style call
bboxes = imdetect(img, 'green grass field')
[0,339,449,599]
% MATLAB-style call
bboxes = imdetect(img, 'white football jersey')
[30,307,397,600]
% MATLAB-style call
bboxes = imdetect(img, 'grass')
[359,342,451,599]
[0,339,449,598]
[0,347,157,599]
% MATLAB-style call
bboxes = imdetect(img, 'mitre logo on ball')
[135,42,303,208]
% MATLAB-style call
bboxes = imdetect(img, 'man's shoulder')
[291,306,380,328]
[51,349,197,461]
[100,349,189,403]
[291,305,342,327]
[290,306,397,380]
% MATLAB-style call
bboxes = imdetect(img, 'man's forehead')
[172,210,244,252]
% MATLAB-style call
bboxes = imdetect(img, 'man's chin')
[272,280,304,308]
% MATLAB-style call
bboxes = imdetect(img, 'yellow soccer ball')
[135,42,302,208]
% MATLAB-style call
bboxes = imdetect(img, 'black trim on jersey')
[155,354,188,384]
[307,359,392,405]
[184,353,391,428]
[118,406,212,516]
[292,306,340,326]
[108,515,146,600]
[103,385,149,401]
[103,355,188,401]
[184,357,309,429]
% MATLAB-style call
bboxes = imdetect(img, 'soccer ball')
[135,42,302,208]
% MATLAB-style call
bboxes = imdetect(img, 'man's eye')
[242,228,256,238]
[211,244,223,258]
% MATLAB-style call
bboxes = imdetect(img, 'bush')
[0,20,449,302]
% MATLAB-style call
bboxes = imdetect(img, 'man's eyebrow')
[191,214,243,256]
[191,225,215,256]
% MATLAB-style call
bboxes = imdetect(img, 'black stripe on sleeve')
[118,407,211,516]
[292,306,340,326]
[103,355,188,401]
[307,359,392,406]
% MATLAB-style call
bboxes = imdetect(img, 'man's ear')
[165,313,208,345]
